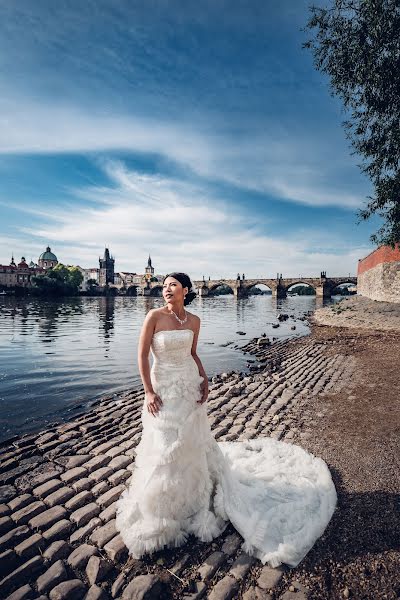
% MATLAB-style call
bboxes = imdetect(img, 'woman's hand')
[198,377,209,404]
[146,391,163,417]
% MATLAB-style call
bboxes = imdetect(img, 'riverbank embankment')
[314,294,400,331]
[0,299,399,599]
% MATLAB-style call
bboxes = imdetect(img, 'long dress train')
[115,329,337,568]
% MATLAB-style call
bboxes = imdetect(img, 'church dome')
[39,246,58,261]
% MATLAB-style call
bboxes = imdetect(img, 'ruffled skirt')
[115,362,337,567]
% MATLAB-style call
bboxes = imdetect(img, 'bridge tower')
[142,255,155,296]
[144,255,154,279]
[315,271,330,297]
[276,273,286,298]
[197,275,210,296]
[99,247,115,287]
[233,273,249,298]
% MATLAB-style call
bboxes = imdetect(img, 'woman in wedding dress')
[115,272,337,568]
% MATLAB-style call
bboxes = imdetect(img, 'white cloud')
[0,97,369,210]
[4,160,368,278]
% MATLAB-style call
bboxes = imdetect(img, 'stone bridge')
[110,273,357,298]
[193,273,357,298]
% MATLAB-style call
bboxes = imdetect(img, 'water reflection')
[98,297,115,349]
[0,294,338,442]
[143,296,157,316]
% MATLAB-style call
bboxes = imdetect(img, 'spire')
[10,253,16,266]
[148,254,152,268]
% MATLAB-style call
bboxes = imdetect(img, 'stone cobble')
[0,335,357,599]
[36,558,67,594]
[48,578,86,600]
[86,555,113,585]
[42,519,73,544]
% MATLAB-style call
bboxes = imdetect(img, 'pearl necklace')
[170,308,187,325]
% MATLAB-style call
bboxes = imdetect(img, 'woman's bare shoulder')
[149,306,168,314]
[144,307,167,323]
[187,311,200,326]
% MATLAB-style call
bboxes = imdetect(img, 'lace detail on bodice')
[149,329,203,417]
[151,329,195,369]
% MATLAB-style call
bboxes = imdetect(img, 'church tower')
[99,247,115,286]
[144,254,154,281]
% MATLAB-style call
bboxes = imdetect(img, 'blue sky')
[0,0,379,278]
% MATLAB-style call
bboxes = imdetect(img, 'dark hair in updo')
[163,272,197,306]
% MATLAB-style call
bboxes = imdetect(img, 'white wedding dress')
[115,329,337,568]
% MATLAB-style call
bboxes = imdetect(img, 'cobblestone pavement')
[0,333,367,600]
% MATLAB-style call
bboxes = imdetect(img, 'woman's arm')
[138,309,163,416]
[191,316,209,403]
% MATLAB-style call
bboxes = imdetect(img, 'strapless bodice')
[151,329,195,368]
[149,328,204,423]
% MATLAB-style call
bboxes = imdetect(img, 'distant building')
[76,267,100,291]
[144,255,154,282]
[119,272,142,286]
[358,244,400,302]
[0,256,18,288]
[0,255,44,288]
[99,247,115,287]
[38,246,58,270]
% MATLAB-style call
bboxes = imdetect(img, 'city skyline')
[0,244,357,281]
[0,1,382,278]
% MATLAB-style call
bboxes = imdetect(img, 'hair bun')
[184,290,197,306]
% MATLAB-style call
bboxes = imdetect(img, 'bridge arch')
[208,282,234,295]
[330,281,357,295]
[149,285,163,297]
[286,282,317,295]
[243,282,273,294]
[126,285,140,297]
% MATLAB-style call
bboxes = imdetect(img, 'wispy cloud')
[6,159,368,277]
[0,98,368,210]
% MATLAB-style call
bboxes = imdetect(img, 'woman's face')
[163,276,188,304]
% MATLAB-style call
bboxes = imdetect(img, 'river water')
[0,294,336,442]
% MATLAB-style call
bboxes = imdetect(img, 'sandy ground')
[285,323,400,599]
[314,295,400,331]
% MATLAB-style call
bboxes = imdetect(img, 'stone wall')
[357,245,400,302]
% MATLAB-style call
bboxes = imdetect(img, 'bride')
[115,272,337,568]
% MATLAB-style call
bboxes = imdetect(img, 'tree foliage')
[248,286,272,295]
[304,0,400,246]
[290,285,316,296]
[212,285,234,296]
[31,264,83,296]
